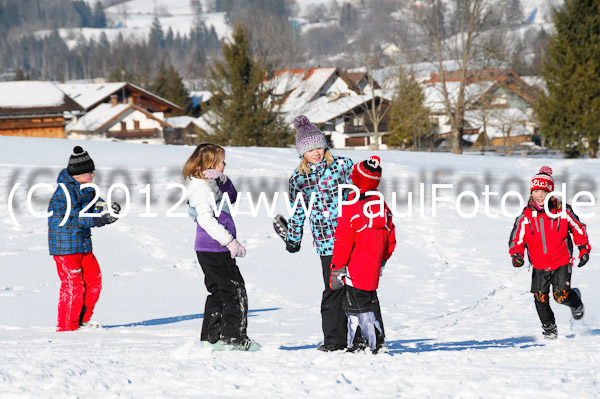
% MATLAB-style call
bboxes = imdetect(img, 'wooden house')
[0,81,82,138]
[67,99,172,144]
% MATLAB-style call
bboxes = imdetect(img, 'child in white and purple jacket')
[183,143,258,351]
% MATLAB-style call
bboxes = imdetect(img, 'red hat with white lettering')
[530,166,554,192]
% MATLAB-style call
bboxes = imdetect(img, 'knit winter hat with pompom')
[530,166,554,192]
[67,146,95,176]
[352,156,382,192]
[294,115,328,156]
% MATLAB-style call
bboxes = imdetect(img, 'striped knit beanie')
[294,115,328,157]
[67,146,95,176]
[530,166,554,192]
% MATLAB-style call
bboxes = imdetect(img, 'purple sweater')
[193,178,238,253]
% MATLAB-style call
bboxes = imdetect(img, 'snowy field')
[1,136,600,398]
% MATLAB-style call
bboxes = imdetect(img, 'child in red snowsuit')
[48,146,120,331]
[330,156,396,353]
[509,166,590,339]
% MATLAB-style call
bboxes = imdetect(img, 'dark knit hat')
[67,146,95,176]
[530,166,554,192]
[294,115,328,156]
[352,156,382,192]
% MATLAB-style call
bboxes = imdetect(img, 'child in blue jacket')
[48,146,119,331]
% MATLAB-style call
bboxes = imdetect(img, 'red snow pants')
[54,252,102,331]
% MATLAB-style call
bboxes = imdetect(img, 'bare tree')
[403,0,513,154]
[348,42,392,150]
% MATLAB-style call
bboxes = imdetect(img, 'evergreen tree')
[537,0,600,158]
[150,64,192,115]
[149,17,165,49]
[93,1,107,28]
[205,22,290,146]
[73,1,93,27]
[387,68,434,149]
[340,3,358,29]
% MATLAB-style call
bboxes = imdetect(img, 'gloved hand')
[93,211,118,227]
[578,246,590,267]
[188,205,198,219]
[286,241,300,253]
[110,201,121,214]
[226,238,246,258]
[203,169,227,184]
[329,266,347,290]
[512,253,524,268]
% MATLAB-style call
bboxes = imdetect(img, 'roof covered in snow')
[68,103,133,132]
[166,116,199,129]
[57,82,128,110]
[57,82,183,113]
[0,81,82,116]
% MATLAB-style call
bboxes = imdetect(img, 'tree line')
[1,0,598,157]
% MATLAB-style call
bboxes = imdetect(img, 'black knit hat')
[67,146,95,176]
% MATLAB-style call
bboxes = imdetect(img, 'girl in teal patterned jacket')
[285,115,356,351]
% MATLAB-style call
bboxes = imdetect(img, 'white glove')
[226,239,246,258]
[203,169,227,184]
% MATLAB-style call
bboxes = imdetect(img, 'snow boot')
[542,323,558,339]
[570,288,585,320]
[79,320,102,329]
[317,343,346,352]
[211,339,261,352]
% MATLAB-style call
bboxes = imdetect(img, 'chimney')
[110,94,118,106]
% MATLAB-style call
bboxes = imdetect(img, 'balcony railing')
[343,124,388,133]
[107,129,160,139]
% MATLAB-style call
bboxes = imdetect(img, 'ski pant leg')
[54,254,85,332]
[551,264,582,309]
[320,255,347,347]
[533,293,555,326]
[197,251,248,344]
[79,252,102,324]
[199,269,223,343]
[371,290,385,337]
[347,312,383,351]
[343,286,384,350]
[531,268,555,325]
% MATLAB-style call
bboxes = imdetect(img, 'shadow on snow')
[386,336,542,354]
[102,308,280,328]
[279,336,542,353]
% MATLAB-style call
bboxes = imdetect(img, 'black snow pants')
[320,255,385,346]
[196,251,248,344]
[531,264,582,326]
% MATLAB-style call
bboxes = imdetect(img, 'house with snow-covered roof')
[0,81,83,139]
[67,97,173,144]
[57,81,183,114]
[266,67,391,149]
[164,115,203,145]
[422,69,542,147]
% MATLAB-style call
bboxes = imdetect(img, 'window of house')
[134,120,140,130]
[120,121,127,130]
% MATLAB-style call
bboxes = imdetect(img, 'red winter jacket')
[332,193,396,291]
[509,199,590,271]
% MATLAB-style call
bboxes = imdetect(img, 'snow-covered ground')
[1,136,600,398]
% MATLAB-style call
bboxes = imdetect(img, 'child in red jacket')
[330,156,396,353]
[509,166,590,339]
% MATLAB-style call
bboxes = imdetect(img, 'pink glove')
[203,169,227,183]
[226,239,246,258]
